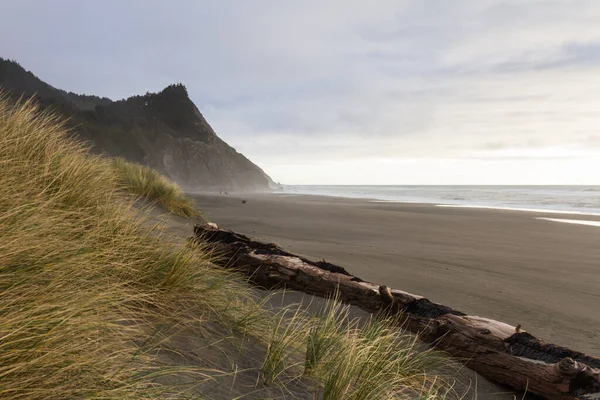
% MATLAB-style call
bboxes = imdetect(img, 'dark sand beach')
[192,193,600,357]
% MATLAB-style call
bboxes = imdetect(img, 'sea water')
[280,185,600,216]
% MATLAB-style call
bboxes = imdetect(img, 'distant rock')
[0,58,275,191]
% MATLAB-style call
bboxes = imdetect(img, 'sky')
[2,0,600,185]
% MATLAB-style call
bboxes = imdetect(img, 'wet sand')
[191,192,600,357]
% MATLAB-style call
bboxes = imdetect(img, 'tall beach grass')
[0,95,246,398]
[0,95,461,399]
[111,157,199,217]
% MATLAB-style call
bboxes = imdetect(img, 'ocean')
[280,185,600,216]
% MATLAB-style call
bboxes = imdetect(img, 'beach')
[192,192,600,356]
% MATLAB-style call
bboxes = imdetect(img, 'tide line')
[436,204,600,216]
[536,218,600,227]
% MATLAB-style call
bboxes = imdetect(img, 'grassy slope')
[111,157,199,218]
[0,96,459,399]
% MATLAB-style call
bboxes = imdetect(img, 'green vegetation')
[111,157,199,217]
[263,296,455,399]
[0,96,461,399]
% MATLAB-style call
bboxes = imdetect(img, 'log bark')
[193,224,600,400]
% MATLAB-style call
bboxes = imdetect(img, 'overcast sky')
[2,0,600,184]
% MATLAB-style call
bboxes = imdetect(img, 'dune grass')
[111,157,199,217]
[0,95,461,399]
[261,295,456,399]
[0,96,249,398]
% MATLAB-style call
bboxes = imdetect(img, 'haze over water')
[282,185,600,215]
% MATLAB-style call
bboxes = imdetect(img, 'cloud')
[2,0,600,184]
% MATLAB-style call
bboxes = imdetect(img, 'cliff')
[0,58,275,191]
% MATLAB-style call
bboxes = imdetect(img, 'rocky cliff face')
[0,58,275,191]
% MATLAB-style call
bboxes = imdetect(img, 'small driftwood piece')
[193,224,600,400]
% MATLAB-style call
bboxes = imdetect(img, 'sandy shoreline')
[191,192,600,357]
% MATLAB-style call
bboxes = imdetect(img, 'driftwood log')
[193,224,600,400]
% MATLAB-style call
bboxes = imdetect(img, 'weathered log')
[193,224,600,400]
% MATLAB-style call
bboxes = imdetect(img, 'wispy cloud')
[2,0,600,184]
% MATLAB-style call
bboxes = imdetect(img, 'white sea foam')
[435,204,600,216]
[536,218,600,227]
[370,199,416,203]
